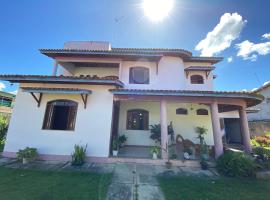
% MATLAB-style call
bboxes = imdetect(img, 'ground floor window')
[126,109,149,130]
[196,108,208,115]
[42,100,78,131]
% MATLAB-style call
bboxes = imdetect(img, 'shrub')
[253,147,270,161]
[17,147,38,161]
[251,135,270,148]
[71,144,87,166]
[217,151,257,177]
[0,115,8,143]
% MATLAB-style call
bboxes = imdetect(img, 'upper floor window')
[129,67,149,84]
[42,100,78,131]
[176,108,188,115]
[196,109,208,116]
[126,109,149,130]
[190,75,204,84]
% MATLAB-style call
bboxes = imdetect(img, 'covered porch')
[109,89,263,161]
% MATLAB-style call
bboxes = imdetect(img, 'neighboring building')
[248,82,270,136]
[0,91,15,116]
[0,41,263,163]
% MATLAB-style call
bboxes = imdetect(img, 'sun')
[142,0,174,22]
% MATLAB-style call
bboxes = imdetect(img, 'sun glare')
[142,0,174,22]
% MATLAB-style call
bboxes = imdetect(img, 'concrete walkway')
[106,163,218,200]
[0,157,218,200]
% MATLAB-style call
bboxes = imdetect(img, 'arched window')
[129,67,149,84]
[176,108,188,115]
[190,75,204,84]
[126,109,149,130]
[42,100,78,130]
[196,109,208,115]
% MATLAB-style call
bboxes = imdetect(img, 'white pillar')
[239,105,252,152]
[52,61,58,76]
[210,101,224,159]
[160,99,168,160]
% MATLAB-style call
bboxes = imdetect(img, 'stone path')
[106,163,218,200]
[0,157,218,200]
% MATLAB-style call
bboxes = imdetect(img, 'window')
[126,109,149,130]
[129,67,149,84]
[196,109,208,115]
[190,75,204,84]
[42,100,78,130]
[176,108,188,115]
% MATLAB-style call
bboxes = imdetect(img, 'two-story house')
[248,82,270,136]
[0,91,15,116]
[0,41,263,163]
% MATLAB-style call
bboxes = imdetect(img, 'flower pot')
[22,158,29,164]
[200,161,208,170]
[152,152,158,159]
[112,150,118,156]
[183,152,190,160]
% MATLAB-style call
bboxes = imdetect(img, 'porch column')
[239,105,252,152]
[52,61,58,76]
[210,100,224,159]
[160,99,168,160]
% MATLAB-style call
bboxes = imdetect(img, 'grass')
[158,176,270,200]
[0,166,112,200]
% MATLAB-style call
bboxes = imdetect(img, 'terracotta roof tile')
[0,75,124,87]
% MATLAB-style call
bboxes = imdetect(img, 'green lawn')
[158,176,270,200]
[0,167,112,200]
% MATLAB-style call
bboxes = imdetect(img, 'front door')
[224,118,243,144]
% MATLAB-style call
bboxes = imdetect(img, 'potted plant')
[71,144,87,166]
[17,147,38,164]
[150,146,160,159]
[118,135,127,148]
[200,159,209,170]
[183,147,193,160]
[112,138,119,156]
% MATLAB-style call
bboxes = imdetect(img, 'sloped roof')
[110,88,264,107]
[252,81,270,93]
[39,48,223,64]
[0,91,15,99]
[0,75,124,87]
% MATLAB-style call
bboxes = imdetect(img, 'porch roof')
[184,66,215,71]
[0,75,124,87]
[21,87,92,94]
[109,89,264,107]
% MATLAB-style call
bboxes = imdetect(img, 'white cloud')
[236,40,270,61]
[0,82,6,91]
[262,33,270,40]
[227,56,233,63]
[195,13,247,56]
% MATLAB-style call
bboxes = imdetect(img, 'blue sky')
[0,0,269,93]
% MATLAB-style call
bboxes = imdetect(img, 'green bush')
[217,151,257,177]
[0,114,8,143]
[253,147,270,161]
[17,147,38,161]
[251,135,270,148]
[71,144,87,166]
